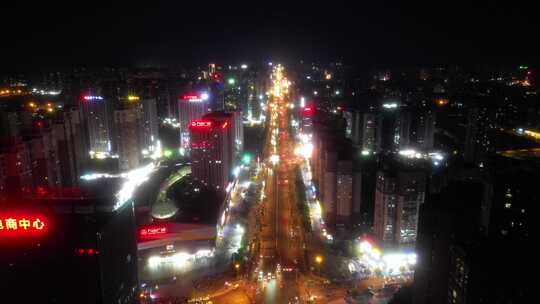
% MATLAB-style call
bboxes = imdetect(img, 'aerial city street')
[0,3,535,304]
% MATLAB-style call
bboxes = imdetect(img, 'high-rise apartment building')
[178,92,210,150]
[374,168,426,245]
[189,114,233,191]
[80,94,112,156]
[115,104,140,171]
[139,98,159,154]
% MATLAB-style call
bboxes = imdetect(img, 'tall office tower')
[464,105,493,164]
[115,104,140,171]
[230,111,244,156]
[52,106,86,187]
[395,110,412,150]
[362,113,378,152]
[139,98,159,153]
[374,169,426,245]
[318,132,353,227]
[349,111,363,147]
[80,94,112,156]
[300,105,315,135]
[335,160,353,225]
[395,171,426,244]
[343,110,354,139]
[26,119,61,189]
[189,114,233,191]
[245,80,258,120]
[209,81,225,112]
[0,111,32,195]
[480,156,532,240]
[322,150,337,225]
[311,132,326,184]
[413,182,484,304]
[413,109,435,150]
[0,138,32,195]
[414,155,533,304]
[178,92,210,150]
[0,194,139,304]
[247,72,266,121]
[204,111,242,163]
[351,170,363,222]
[374,170,397,243]
[376,111,397,153]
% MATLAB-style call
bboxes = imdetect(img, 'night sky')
[1,1,537,72]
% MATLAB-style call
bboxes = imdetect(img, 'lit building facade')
[335,160,353,225]
[374,169,426,245]
[189,114,233,191]
[178,93,210,150]
[80,95,112,155]
[115,104,140,171]
[139,98,159,154]
[0,196,139,304]
[413,109,435,150]
[362,113,378,152]
[52,106,86,187]
[0,111,33,194]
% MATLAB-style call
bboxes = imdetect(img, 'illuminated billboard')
[83,95,104,101]
[182,92,209,103]
[189,120,213,129]
[0,213,47,237]
[139,225,168,239]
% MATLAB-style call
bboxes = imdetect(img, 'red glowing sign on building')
[74,248,99,255]
[182,92,209,102]
[139,225,168,239]
[190,120,213,129]
[0,214,47,236]
[302,106,315,116]
[182,94,201,101]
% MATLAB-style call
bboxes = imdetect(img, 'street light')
[242,153,252,165]
[270,154,279,165]
[234,263,241,278]
[314,255,323,276]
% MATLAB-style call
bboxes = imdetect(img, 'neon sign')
[182,92,209,102]
[182,94,202,102]
[190,120,213,129]
[0,215,47,236]
[83,95,104,101]
[140,226,168,238]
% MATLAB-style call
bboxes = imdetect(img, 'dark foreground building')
[413,154,533,304]
[0,184,139,304]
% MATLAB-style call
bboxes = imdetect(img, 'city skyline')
[0,4,535,303]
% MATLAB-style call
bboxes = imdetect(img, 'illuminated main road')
[249,65,310,303]
[187,65,346,303]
